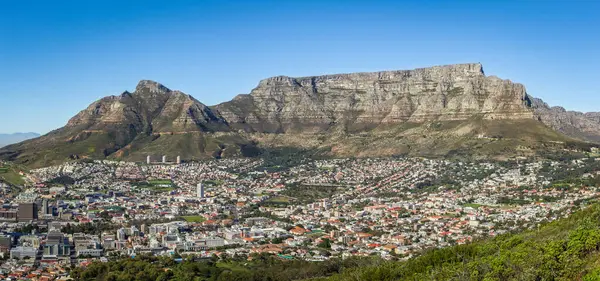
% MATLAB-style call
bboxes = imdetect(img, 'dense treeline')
[69,254,382,281]
[61,222,116,235]
[45,175,76,185]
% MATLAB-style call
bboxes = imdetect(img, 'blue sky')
[1,0,599,134]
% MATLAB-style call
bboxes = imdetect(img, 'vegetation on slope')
[68,255,381,281]
[0,163,26,185]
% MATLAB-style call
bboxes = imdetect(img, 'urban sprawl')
[0,155,599,280]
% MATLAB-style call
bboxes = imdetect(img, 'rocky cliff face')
[214,63,534,133]
[0,81,255,167]
[67,80,229,134]
[530,98,600,143]
[2,63,595,168]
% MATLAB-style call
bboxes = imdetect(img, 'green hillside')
[0,164,26,185]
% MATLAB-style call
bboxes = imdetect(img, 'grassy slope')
[1,129,259,168]
[252,118,588,160]
[116,132,259,162]
[313,203,600,281]
[0,165,25,185]
[2,116,593,168]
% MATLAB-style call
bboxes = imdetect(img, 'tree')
[318,239,332,249]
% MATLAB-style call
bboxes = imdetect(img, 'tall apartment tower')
[42,199,49,215]
[146,155,151,164]
[162,155,167,163]
[197,183,204,198]
[176,156,181,164]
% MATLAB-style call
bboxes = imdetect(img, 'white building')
[197,183,204,198]
[10,246,37,260]
[117,228,127,241]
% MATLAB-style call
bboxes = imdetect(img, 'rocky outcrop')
[67,80,229,134]
[530,98,600,143]
[214,63,534,133]
[0,81,255,167]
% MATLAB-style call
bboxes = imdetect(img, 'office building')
[197,183,204,198]
[42,199,54,216]
[0,210,17,221]
[194,237,225,250]
[10,246,37,260]
[18,203,38,221]
[42,199,48,215]
[117,228,127,241]
[0,236,11,254]
[43,231,70,258]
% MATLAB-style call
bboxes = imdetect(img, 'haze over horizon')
[1,0,599,134]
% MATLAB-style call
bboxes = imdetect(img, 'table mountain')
[212,63,590,158]
[214,63,534,133]
[1,63,596,167]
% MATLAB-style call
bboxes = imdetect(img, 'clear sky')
[1,0,599,134]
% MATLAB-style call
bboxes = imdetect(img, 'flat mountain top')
[1,63,597,168]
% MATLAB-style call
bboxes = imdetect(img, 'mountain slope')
[214,63,590,158]
[0,133,40,148]
[1,63,595,167]
[214,63,534,133]
[530,98,600,143]
[0,81,258,167]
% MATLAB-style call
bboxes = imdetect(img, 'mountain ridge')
[213,63,534,134]
[1,63,598,167]
[530,98,600,143]
[0,81,257,167]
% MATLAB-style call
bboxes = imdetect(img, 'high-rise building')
[42,199,54,216]
[18,203,37,222]
[176,156,181,164]
[146,155,151,164]
[43,231,70,258]
[162,155,167,163]
[197,183,204,198]
[117,228,127,241]
[130,225,140,237]
[42,199,48,215]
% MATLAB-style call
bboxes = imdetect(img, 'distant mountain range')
[0,132,40,148]
[1,63,598,167]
